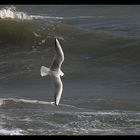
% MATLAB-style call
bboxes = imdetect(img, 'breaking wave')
[0,98,83,110]
[0,6,32,20]
[0,98,55,108]
[0,6,72,21]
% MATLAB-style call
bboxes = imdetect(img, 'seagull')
[40,38,64,106]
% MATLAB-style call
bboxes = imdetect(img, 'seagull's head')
[60,70,64,77]
[61,72,64,77]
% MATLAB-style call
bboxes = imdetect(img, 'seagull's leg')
[54,95,58,106]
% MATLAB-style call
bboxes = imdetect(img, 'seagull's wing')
[50,38,64,71]
[51,76,63,105]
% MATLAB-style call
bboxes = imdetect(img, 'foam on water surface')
[0,6,32,20]
[0,127,23,135]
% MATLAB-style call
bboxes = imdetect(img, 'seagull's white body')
[40,38,64,106]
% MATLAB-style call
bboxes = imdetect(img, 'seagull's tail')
[40,66,50,77]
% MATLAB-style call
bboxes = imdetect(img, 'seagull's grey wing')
[51,76,63,105]
[50,38,64,71]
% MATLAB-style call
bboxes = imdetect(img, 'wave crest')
[0,6,32,20]
[0,98,54,107]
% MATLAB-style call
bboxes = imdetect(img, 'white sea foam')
[0,6,32,20]
[0,98,55,106]
[33,32,41,37]
[38,39,46,45]
[30,15,64,20]
[17,98,55,105]
[0,128,23,135]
